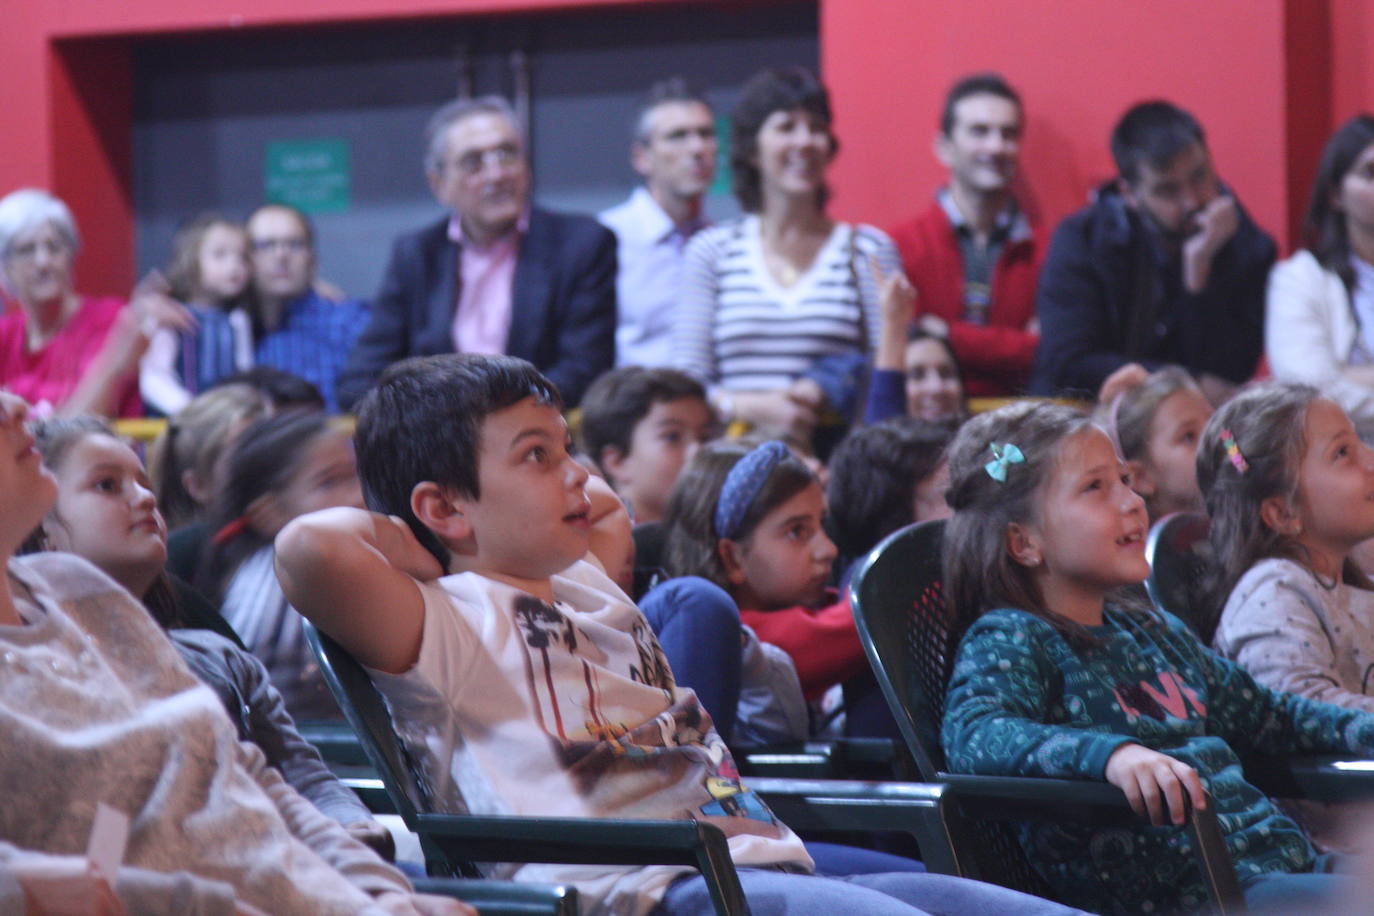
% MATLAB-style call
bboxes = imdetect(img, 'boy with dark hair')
[1030,99,1276,400]
[578,366,716,525]
[826,417,954,571]
[888,71,1041,396]
[275,353,1084,916]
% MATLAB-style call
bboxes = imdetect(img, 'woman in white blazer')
[1267,114,1374,437]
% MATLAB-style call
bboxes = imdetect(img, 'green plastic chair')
[849,519,1246,913]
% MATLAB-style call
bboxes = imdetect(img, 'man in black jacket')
[1029,101,1275,400]
[338,97,616,410]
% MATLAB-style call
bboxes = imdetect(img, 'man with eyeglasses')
[247,203,369,412]
[338,96,617,410]
[599,78,717,369]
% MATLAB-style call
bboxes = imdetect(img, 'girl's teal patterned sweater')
[942,605,1374,914]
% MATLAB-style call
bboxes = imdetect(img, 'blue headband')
[714,441,790,540]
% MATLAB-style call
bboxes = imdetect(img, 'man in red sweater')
[888,73,1042,396]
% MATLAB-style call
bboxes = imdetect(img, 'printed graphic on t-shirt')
[510,593,782,836]
[1112,671,1207,720]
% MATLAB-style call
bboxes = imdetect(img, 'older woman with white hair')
[0,188,185,417]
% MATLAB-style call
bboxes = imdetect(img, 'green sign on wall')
[265,139,351,213]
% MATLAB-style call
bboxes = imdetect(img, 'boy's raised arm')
[275,508,442,674]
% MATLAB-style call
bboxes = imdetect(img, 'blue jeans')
[1241,852,1351,913]
[639,577,743,740]
[653,869,1088,916]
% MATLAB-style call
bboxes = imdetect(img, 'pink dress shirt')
[448,213,529,356]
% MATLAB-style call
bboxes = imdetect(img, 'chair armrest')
[411,877,578,916]
[1244,754,1374,801]
[936,773,1242,914]
[414,814,748,916]
[735,738,904,780]
[750,777,959,874]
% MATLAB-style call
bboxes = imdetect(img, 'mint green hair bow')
[984,442,1025,482]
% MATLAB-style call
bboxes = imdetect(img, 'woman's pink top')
[0,296,140,417]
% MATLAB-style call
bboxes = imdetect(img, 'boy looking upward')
[275,353,1085,916]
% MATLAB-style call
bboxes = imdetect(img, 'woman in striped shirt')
[674,67,906,447]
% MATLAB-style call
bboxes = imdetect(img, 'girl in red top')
[662,439,866,707]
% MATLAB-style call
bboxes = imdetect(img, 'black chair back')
[848,519,952,780]
[303,621,465,875]
[849,519,1056,898]
[1145,511,1214,637]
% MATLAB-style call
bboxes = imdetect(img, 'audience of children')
[196,409,364,720]
[578,366,718,525]
[1096,364,1214,520]
[140,213,257,417]
[0,391,466,916]
[273,352,1083,916]
[940,399,1374,914]
[22,414,395,858]
[16,65,1374,916]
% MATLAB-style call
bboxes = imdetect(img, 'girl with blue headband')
[662,439,872,720]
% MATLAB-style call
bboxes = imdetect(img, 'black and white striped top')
[673,216,901,390]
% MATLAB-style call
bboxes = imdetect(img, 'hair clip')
[1220,429,1249,474]
[984,442,1025,483]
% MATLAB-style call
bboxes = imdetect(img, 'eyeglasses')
[444,143,523,178]
[251,237,310,255]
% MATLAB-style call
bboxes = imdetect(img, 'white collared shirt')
[599,187,707,368]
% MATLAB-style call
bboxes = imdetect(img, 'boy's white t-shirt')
[369,559,812,915]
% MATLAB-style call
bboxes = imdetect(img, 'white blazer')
[1265,249,1374,430]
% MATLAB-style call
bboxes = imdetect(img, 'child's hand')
[1104,743,1207,826]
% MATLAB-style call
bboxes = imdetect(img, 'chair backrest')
[849,519,952,780]
[851,519,1057,896]
[303,621,432,826]
[1144,511,1213,636]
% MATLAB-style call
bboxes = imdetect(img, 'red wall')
[4,0,1373,297]
[823,0,1292,245]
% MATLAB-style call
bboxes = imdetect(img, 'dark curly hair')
[729,67,836,214]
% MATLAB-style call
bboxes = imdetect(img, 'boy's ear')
[1005,521,1044,569]
[717,537,749,586]
[411,481,474,547]
[1260,495,1302,536]
[1125,459,1155,498]
[599,444,630,486]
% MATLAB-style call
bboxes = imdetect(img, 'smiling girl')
[1202,383,1374,709]
[941,400,1374,913]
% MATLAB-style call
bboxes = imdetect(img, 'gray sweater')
[171,628,373,826]
[0,553,411,915]
[1216,557,1374,711]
